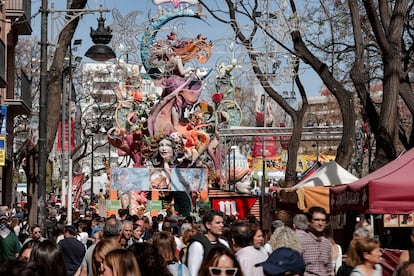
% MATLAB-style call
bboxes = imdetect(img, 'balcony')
[6,0,32,35]
[4,70,32,115]
[0,40,5,88]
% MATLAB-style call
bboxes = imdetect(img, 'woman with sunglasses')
[22,224,45,245]
[198,245,243,276]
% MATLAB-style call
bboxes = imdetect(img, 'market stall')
[330,148,414,215]
[278,160,358,213]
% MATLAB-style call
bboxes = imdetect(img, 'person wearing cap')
[0,212,21,262]
[256,247,306,276]
[58,225,86,276]
[230,221,267,275]
[297,206,333,276]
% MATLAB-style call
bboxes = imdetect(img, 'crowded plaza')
[1,0,414,276]
[1,201,414,276]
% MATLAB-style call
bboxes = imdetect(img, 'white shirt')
[236,245,267,276]
[187,238,229,276]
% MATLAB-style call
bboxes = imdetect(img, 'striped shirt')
[296,230,333,276]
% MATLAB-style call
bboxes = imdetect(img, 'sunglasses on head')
[209,267,238,276]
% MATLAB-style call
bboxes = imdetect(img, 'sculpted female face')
[159,138,174,162]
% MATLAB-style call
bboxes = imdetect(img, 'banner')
[0,136,5,166]
[111,167,208,192]
[211,197,257,219]
[73,173,85,209]
[148,200,163,211]
[0,105,6,135]
[56,121,75,151]
[106,200,122,210]
[252,136,277,158]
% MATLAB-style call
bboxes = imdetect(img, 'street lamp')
[85,11,116,61]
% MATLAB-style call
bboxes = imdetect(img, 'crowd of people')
[0,204,414,276]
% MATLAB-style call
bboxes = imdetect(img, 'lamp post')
[90,134,94,202]
[38,0,48,231]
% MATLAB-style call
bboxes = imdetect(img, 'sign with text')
[0,136,5,166]
[106,200,122,210]
[148,200,163,211]
[211,197,257,219]
[0,105,6,135]
[56,121,75,151]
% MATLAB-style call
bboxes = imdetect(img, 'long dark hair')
[152,231,178,263]
[29,240,67,276]
[128,242,173,276]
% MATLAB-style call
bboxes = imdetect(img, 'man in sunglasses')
[296,206,333,276]
[186,209,229,276]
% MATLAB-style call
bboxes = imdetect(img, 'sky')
[30,0,323,97]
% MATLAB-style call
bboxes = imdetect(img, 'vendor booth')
[330,148,414,215]
[330,149,414,276]
[278,160,358,213]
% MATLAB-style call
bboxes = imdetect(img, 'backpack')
[183,233,225,265]
[18,220,29,243]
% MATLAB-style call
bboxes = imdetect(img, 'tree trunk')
[362,0,408,170]
[291,30,355,168]
[26,0,88,225]
[371,56,400,170]
[284,111,305,186]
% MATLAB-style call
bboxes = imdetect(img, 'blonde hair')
[104,248,141,276]
[92,239,122,275]
[269,226,301,252]
[354,237,380,265]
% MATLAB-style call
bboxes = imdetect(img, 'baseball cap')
[255,247,305,276]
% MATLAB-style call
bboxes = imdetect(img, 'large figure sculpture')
[106,1,247,217]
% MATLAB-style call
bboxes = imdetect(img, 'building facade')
[0,0,32,206]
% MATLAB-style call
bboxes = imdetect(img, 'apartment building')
[0,0,32,206]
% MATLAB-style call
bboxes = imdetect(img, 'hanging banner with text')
[0,136,5,166]
[211,197,257,219]
[56,121,75,151]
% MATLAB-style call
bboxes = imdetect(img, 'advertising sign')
[0,136,5,166]
[0,105,6,135]
[56,121,75,151]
